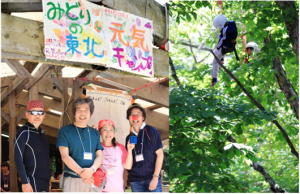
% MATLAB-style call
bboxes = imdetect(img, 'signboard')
[85,85,131,146]
[43,0,154,77]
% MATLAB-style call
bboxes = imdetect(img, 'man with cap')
[124,103,164,192]
[56,97,103,192]
[14,100,51,192]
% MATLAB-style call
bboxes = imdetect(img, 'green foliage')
[162,148,169,181]
[169,0,299,193]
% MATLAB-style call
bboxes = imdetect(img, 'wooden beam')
[16,107,27,123]
[17,92,63,112]
[47,78,63,93]
[107,77,169,107]
[145,108,169,132]
[23,61,39,74]
[29,83,39,100]
[3,59,31,77]
[9,93,18,192]
[1,13,168,77]
[38,78,62,99]
[1,108,9,123]
[62,78,74,126]
[147,104,161,110]
[1,75,16,88]
[91,77,133,91]
[1,77,29,106]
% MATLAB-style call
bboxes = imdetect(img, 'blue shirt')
[14,122,50,184]
[125,124,163,182]
[217,21,238,49]
[56,124,103,178]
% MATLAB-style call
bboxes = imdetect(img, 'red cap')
[98,119,115,131]
[27,100,44,111]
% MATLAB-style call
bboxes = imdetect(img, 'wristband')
[153,174,159,177]
[91,166,97,172]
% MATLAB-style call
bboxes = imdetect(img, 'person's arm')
[14,131,33,192]
[59,146,84,175]
[123,169,128,191]
[80,149,103,180]
[124,141,134,170]
[149,148,164,191]
[49,179,51,192]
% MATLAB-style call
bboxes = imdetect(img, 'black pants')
[28,177,49,192]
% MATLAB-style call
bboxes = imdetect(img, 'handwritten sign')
[85,86,131,146]
[43,0,154,77]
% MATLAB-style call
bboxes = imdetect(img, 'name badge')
[4,184,8,188]
[84,152,92,160]
[107,168,115,175]
[135,154,144,162]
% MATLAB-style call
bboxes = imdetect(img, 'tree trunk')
[275,1,299,61]
[265,32,299,120]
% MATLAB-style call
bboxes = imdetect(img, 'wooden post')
[62,78,74,126]
[29,83,39,101]
[9,93,18,192]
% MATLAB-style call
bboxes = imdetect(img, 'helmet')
[246,42,259,54]
[213,15,227,29]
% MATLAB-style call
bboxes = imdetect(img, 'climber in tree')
[244,42,260,64]
[210,14,239,88]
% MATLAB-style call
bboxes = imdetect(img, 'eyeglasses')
[28,111,45,116]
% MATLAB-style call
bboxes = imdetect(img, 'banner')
[43,0,154,77]
[85,85,131,146]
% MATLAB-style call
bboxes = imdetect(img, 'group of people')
[210,14,260,88]
[11,97,164,192]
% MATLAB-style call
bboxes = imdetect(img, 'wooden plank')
[1,108,10,123]
[1,13,168,77]
[9,93,18,192]
[92,77,133,91]
[38,78,62,99]
[4,59,31,77]
[106,77,169,107]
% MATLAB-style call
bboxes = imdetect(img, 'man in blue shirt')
[56,97,103,192]
[211,14,238,88]
[14,100,51,192]
[125,103,164,192]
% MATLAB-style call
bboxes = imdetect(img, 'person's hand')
[127,141,135,151]
[22,183,33,192]
[83,176,94,184]
[80,168,94,180]
[149,177,159,191]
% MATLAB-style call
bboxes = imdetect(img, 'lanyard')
[134,128,145,156]
[75,125,91,153]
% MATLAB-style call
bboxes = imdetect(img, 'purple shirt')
[1,172,10,192]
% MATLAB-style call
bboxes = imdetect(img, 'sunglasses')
[28,111,45,116]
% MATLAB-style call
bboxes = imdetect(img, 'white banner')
[43,0,154,77]
[85,85,131,146]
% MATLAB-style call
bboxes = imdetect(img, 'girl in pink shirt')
[98,119,134,192]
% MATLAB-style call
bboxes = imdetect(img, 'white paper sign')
[86,85,131,146]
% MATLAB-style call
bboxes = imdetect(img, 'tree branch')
[169,57,182,87]
[227,136,285,193]
[201,47,299,160]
